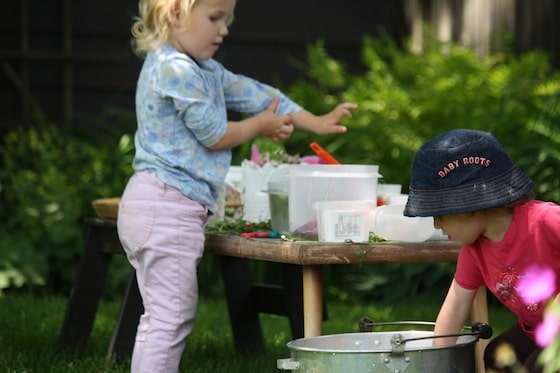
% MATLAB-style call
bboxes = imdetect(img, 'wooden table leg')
[470,286,489,373]
[107,270,143,361]
[220,255,264,351]
[59,221,114,348]
[302,265,323,337]
[282,264,304,339]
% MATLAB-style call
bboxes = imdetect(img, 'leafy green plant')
[284,36,560,203]
[0,124,134,295]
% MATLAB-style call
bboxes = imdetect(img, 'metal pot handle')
[359,319,437,331]
[358,317,493,341]
[277,358,300,370]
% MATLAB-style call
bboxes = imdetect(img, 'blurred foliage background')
[1,34,559,304]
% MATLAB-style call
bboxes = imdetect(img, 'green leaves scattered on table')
[206,219,387,243]
[206,219,271,235]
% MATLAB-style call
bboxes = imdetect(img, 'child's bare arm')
[433,279,478,346]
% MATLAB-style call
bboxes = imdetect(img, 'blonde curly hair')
[131,0,199,57]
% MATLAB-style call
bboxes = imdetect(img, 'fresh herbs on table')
[206,219,387,243]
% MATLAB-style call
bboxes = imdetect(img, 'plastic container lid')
[290,164,381,179]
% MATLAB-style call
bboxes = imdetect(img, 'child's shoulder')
[520,199,558,210]
[528,199,560,210]
[519,199,560,221]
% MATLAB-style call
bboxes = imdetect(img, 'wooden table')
[59,218,488,372]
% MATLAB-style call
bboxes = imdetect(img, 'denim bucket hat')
[404,129,534,217]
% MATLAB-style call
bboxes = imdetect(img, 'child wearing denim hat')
[404,129,560,372]
[117,0,357,371]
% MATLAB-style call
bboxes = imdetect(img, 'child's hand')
[291,102,358,135]
[255,98,295,142]
[314,102,357,135]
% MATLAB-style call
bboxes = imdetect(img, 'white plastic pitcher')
[370,204,435,242]
[242,161,277,222]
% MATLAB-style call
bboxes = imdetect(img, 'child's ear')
[168,2,182,26]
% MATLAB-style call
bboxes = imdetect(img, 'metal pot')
[277,321,492,373]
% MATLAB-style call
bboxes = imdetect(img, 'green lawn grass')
[0,292,515,372]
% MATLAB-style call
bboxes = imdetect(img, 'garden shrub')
[285,36,560,203]
[0,124,134,295]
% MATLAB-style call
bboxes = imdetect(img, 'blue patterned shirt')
[133,44,302,211]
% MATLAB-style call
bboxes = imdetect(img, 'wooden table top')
[204,233,462,265]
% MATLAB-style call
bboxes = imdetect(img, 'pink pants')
[117,171,208,372]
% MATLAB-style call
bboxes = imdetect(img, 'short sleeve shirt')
[133,44,303,210]
[454,200,560,340]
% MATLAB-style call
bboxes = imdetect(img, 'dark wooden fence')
[0,0,404,133]
[1,0,558,133]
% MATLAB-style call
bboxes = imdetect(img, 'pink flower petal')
[250,144,263,165]
[517,265,557,304]
[535,314,560,347]
[299,156,324,164]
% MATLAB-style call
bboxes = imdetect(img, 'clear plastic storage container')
[289,164,381,240]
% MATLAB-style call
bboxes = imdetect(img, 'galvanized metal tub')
[277,331,478,372]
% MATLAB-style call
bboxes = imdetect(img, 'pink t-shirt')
[455,200,560,340]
